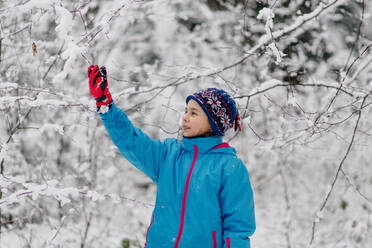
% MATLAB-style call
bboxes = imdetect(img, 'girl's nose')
[182,114,188,122]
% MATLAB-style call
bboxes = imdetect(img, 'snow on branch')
[122,0,347,101]
[0,83,95,112]
[78,2,135,45]
[258,0,345,47]
[55,5,74,39]
[18,0,59,12]
[0,175,158,208]
[0,95,93,111]
[257,7,284,63]
[218,0,346,75]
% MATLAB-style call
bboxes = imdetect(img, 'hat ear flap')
[234,113,242,132]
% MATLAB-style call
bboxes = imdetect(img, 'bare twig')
[0,109,32,174]
[42,42,65,80]
[0,107,32,237]
[314,43,372,126]
[343,0,365,71]
[80,52,92,65]
[247,123,275,143]
[78,3,129,45]
[309,94,369,245]
[49,214,69,243]
[80,212,92,248]
[0,36,2,64]
[280,163,292,248]
[341,168,372,205]
[236,82,353,99]
[344,43,372,84]
[1,25,31,40]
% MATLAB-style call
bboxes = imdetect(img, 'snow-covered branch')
[0,176,157,208]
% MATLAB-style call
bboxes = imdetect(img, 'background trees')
[0,0,371,247]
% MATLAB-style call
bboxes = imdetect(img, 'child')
[87,65,256,248]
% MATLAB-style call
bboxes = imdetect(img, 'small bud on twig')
[32,42,37,56]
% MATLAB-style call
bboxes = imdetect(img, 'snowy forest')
[0,0,371,247]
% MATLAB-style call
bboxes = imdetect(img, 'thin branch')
[309,94,369,245]
[235,82,353,99]
[126,79,354,106]
[280,164,292,248]
[80,212,92,248]
[78,2,129,45]
[0,185,160,208]
[0,109,32,174]
[1,24,31,40]
[247,123,275,143]
[42,42,65,80]
[49,214,68,243]
[0,36,2,64]
[343,0,365,71]
[314,43,372,126]
[343,43,372,84]
[0,1,31,12]
[347,56,372,84]
[341,168,372,205]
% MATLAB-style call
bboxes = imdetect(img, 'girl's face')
[182,99,212,138]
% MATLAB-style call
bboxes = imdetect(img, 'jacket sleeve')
[99,103,165,183]
[220,160,256,248]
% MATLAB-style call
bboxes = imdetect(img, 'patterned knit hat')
[186,88,241,136]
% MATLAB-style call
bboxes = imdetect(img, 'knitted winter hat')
[186,88,241,136]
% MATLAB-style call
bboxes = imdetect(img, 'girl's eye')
[184,109,196,115]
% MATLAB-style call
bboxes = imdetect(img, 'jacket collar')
[182,136,223,153]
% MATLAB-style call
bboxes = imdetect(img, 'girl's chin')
[183,132,191,137]
[183,132,203,138]
[182,130,194,138]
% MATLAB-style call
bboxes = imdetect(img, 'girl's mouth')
[182,126,190,130]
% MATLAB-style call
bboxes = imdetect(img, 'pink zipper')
[174,145,199,248]
[212,230,217,248]
[226,237,231,248]
[144,214,155,247]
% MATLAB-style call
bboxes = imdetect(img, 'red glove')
[88,65,112,107]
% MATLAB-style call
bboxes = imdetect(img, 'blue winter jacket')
[100,103,256,248]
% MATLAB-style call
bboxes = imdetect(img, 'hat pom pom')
[235,113,242,132]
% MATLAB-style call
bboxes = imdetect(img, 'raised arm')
[87,65,166,183]
[99,103,165,183]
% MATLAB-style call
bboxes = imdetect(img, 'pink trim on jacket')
[226,237,231,248]
[213,142,230,149]
[174,145,199,248]
[144,214,155,247]
[212,230,217,248]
